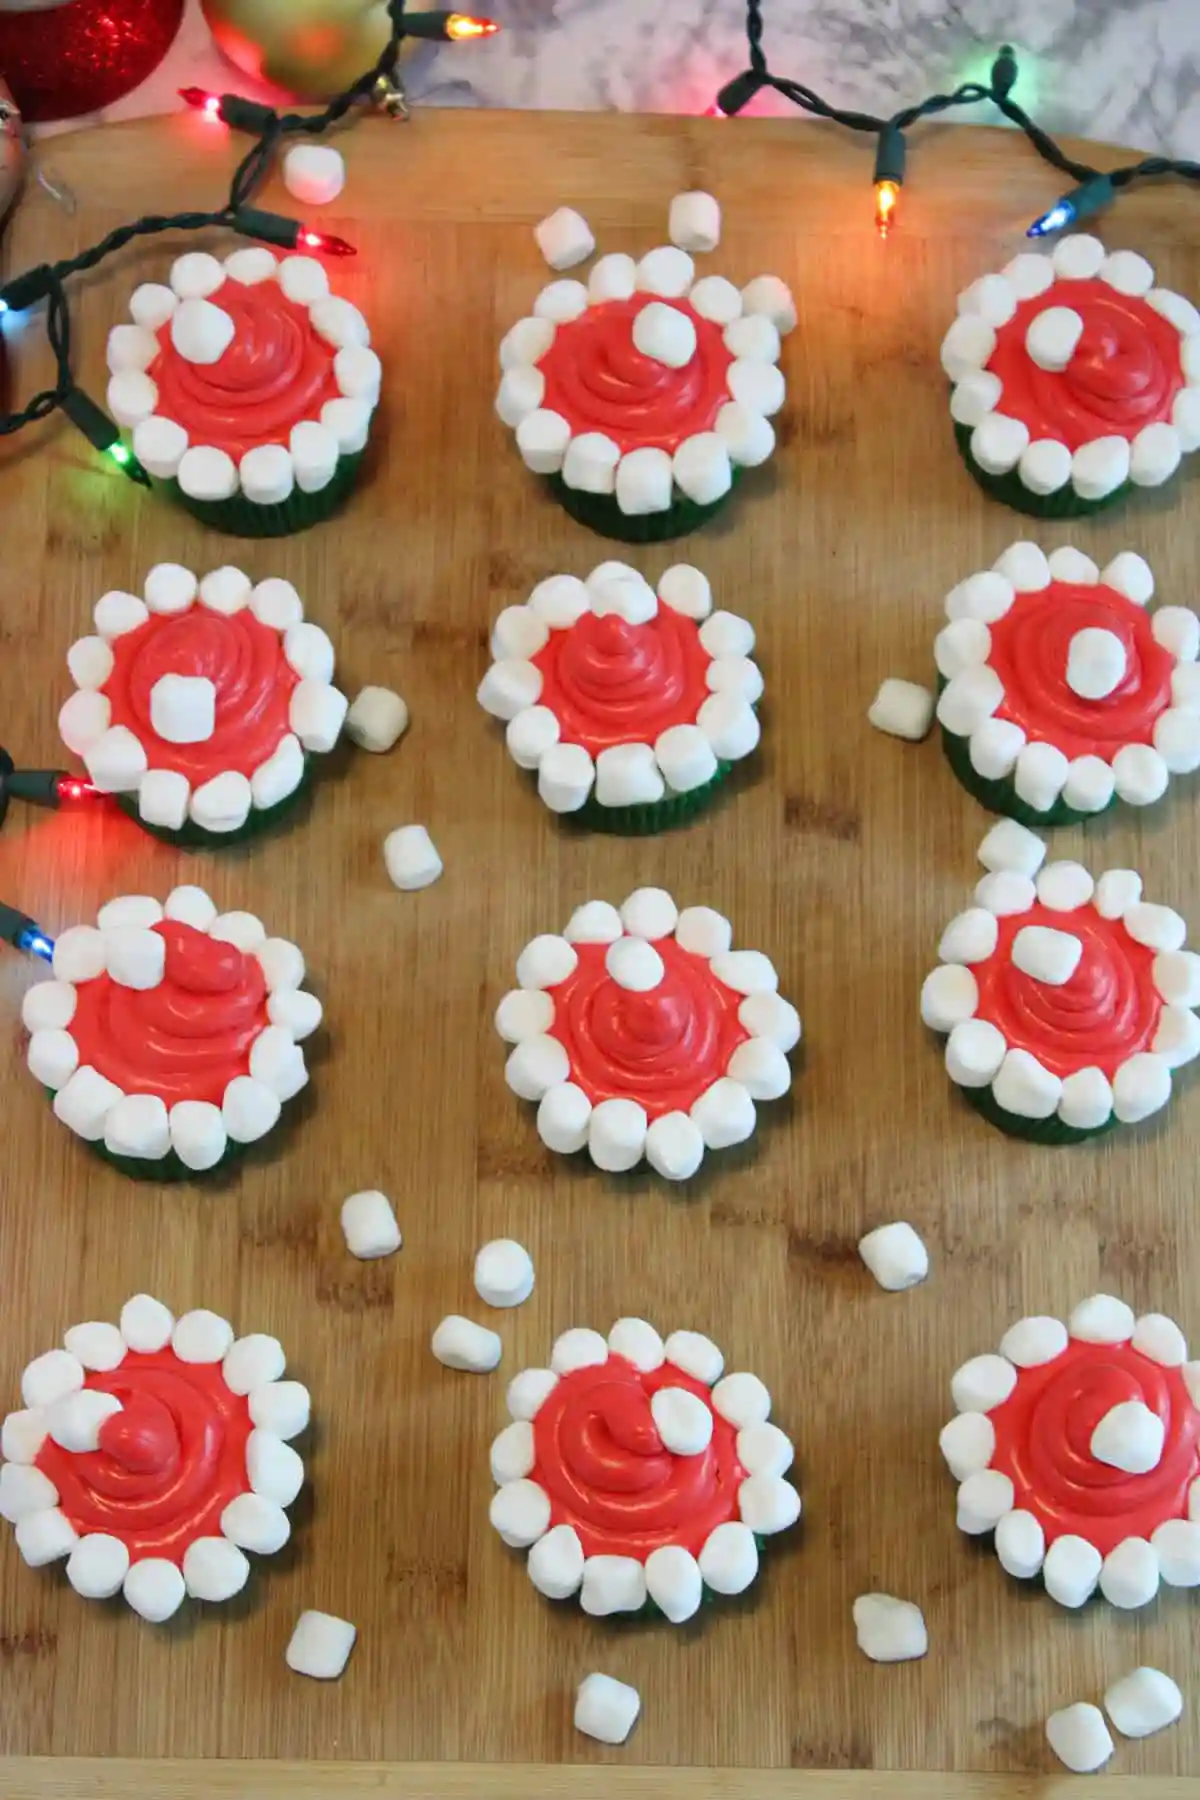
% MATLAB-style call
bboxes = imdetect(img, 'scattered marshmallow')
[1046,1702,1114,1774]
[574,1672,641,1745]
[1104,1667,1183,1739]
[534,206,595,271]
[341,1190,402,1260]
[858,1222,929,1291]
[283,144,345,207]
[384,824,442,891]
[346,686,408,753]
[868,678,934,741]
[432,1315,501,1373]
[852,1593,928,1662]
[474,1239,534,1308]
[285,1610,357,1680]
[669,191,721,254]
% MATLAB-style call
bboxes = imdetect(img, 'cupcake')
[477,561,761,831]
[941,235,1200,518]
[935,542,1199,825]
[941,1295,1200,1610]
[923,838,1199,1143]
[0,1294,308,1620]
[21,885,320,1180]
[107,248,379,537]
[496,887,800,1178]
[496,250,792,542]
[491,1319,799,1621]
[58,561,347,846]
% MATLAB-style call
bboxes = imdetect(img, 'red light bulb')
[299,228,356,257]
[55,776,98,803]
[179,87,223,120]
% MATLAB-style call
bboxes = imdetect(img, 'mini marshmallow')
[334,345,381,402]
[0,1464,58,1521]
[709,950,776,994]
[616,446,673,515]
[224,247,277,285]
[644,1112,705,1181]
[588,571,657,622]
[283,143,345,206]
[222,1335,285,1396]
[969,718,1025,780]
[248,1380,310,1440]
[54,1066,123,1140]
[247,1430,304,1507]
[715,401,775,466]
[633,299,697,368]
[289,419,340,493]
[279,255,329,305]
[107,324,158,373]
[220,1492,290,1555]
[27,1029,78,1091]
[285,1610,357,1681]
[177,446,239,502]
[251,737,305,812]
[952,1353,1017,1413]
[956,1468,1015,1533]
[517,935,578,990]
[538,742,595,812]
[289,680,348,752]
[1070,1294,1135,1343]
[190,770,252,834]
[532,280,589,323]
[107,371,158,428]
[150,673,215,745]
[123,1558,187,1623]
[62,1321,125,1373]
[920,964,978,1032]
[726,1039,791,1100]
[282,622,335,686]
[588,1097,648,1172]
[939,1412,996,1480]
[248,1028,307,1103]
[587,253,637,302]
[171,298,235,365]
[1046,1703,1114,1774]
[664,1330,723,1385]
[496,368,544,428]
[993,1509,1046,1579]
[644,1545,703,1621]
[133,417,189,480]
[67,1534,130,1599]
[1104,1667,1184,1739]
[183,1537,250,1602]
[1067,626,1126,699]
[85,725,148,794]
[507,1369,560,1421]
[1014,741,1069,813]
[495,989,555,1044]
[500,315,555,370]
[321,397,371,454]
[691,1079,755,1149]
[241,444,295,507]
[668,190,721,253]
[999,1316,1069,1366]
[673,433,732,506]
[1025,305,1084,370]
[104,1094,171,1161]
[677,906,732,956]
[130,282,178,329]
[267,990,321,1041]
[491,1421,535,1484]
[490,1479,551,1547]
[341,1190,401,1260]
[581,1554,647,1615]
[595,743,665,807]
[858,1222,929,1291]
[172,1309,233,1364]
[1152,1518,1200,1584]
[506,1035,571,1101]
[15,1508,78,1567]
[605,937,665,992]
[960,273,1019,326]
[534,206,594,270]
[66,634,115,692]
[384,824,442,891]
[310,297,370,349]
[561,432,621,494]
[52,925,106,984]
[852,1594,928,1663]
[711,1374,770,1427]
[1114,743,1172,806]
[950,371,1003,427]
[690,276,742,324]
[651,1386,714,1455]
[22,981,77,1036]
[1155,708,1200,774]
[432,1316,501,1373]
[977,819,1045,878]
[1020,440,1072,496]
[937,666,1004,736]
[993,1048,1062,1118]
[120,1294,174,1353]
[1092,1400,1165,1473]
[740,274,796,334]
[1101,1537,1160,1609]
[868,677,935,741]
[727,358,785,417]
[575,1673,640,1745]
[972,414,1030,475]
[474,1239,534,1308]
[941,315,997,381]
[1012,925,1083,986]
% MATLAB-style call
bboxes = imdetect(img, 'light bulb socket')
[873,124,906,187]
[8,769,70,808]
[991,44,1019,100]
[0,261,53,314]
[232,206,304,249]
[60,387,151,485]
[714,70,765,117]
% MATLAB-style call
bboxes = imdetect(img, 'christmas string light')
[0,1,497,473]
[717,2,1200,239]
[0,746,100,831]
[0,903,54,962]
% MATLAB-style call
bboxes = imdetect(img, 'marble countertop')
[38,0,1200,159]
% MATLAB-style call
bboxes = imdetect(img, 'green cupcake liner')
[116,756,313,849]
[939,716,1112,829]
[44,1092,268,1184]
[572,761,734,835]
[157,449,365,540]
[959,1080,1117,1146]
[952,423,1126,520]
[546,472,740,544]
[534,1533,771,1622]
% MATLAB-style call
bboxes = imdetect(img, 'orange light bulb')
[874,179,900,238]
[445,13,499,38]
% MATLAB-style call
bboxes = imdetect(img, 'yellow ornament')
[200,0,415,100]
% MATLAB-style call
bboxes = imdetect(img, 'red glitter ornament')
[0,0,185,124]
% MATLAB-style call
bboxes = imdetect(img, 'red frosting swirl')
[989,1339,1200,1555]
[538,297,733,454]
[547,939,748,1117]
[36,1351,251,1561]
[150,278,340,459]
[973,903,1161,1080]
[533,609,712,752]
[70,921,268,1105]
[988,280,1184,449]
[103,607,297,782]
[532,1353,744,1557]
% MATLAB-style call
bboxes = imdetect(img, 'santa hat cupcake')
[22,886,320,1179]
[491,1319,799,1621]
[923,833,1199,1143]
[109,249,378,537]
[0,1295,308,1621]
[942,235,1199,518]
[942,1296,1200,1610]
[934,543,1199,825]
[59,562,347,845]
[496,888,800,1178]
[478,561,761,832]
[498,241,792,543]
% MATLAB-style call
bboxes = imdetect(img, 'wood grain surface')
[1,108,1199,1796]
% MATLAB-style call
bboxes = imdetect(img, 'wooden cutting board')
[1,106,1199,1800]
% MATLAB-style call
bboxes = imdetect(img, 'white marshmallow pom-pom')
[499,315,555,370]
[853,1594,928,1663]
[588,253,637,302]
[124,1559,186,1623]
[183,1538,249,1602]
[633,300,697,368]
[1067,627,1127,699]
[107,323,159,374]
[673,433,732,506]
[636,245,695,297]
[177,445,238,502]
[532,280,588,323]
[939,1411,996,1480]
[650,1386,714,1455]
[575,1673,641,1745]
[715,401,775,467]
[432,1315,501,1373]
[534,206,595,271]
[588,1098,648,1172]
[282,144,345,207]
[107,371,158,428]
[1046,1703,1114,1774]
[340,1190,402,1260]
[699,1521,759,1593]
[150,673,215,745]
[286,1611,357,1681]
[615,446,673,515]
[384,824,442,891]
[690,276,742,325]
[1092,1400,1165,1474]
[1011,925,1083,986]
[644,1113,705,1181]
[858,1222,929,1291]
[1023,437,1072,493]
[172,1309,233,1364]
[668,190,720,252]
[605,937,665,992]
[223,247,277,285]
[527,1524,584,1598]
[1025,305,1084,370]
[562,432,620,494]
[516,408,571,474]
[171,297,235,365]
[240,444,295,507]
[537,742,595,812]
[740,274,796,334]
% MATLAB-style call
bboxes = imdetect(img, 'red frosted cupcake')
[477,559,761,832]
[490,1318,799,1621]
[58,560,347,845]
[107,248,379,537]
[942,235,1200,517]
[0,1294,308,1621]
[941,1295,1200,1610]
[21,885,320,1180]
